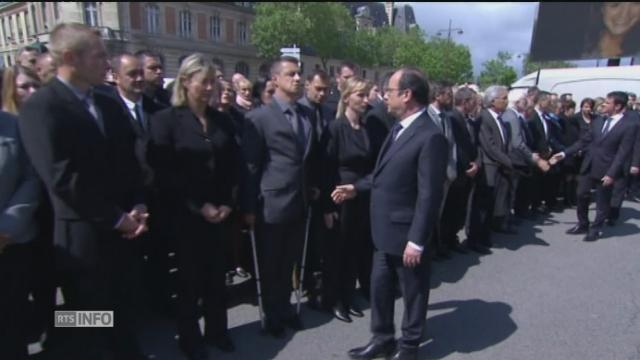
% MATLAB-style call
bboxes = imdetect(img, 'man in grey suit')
[425,82,457,259]
[333,67,448,360]
[242,56,317,337]
[502,95,550,220]
[0,111,42,359]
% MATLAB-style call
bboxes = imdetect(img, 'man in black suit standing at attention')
[242,56,316,337]
[18,23,150,360]
[552,91,637,242]
[333,67,448,360]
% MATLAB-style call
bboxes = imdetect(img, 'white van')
[509,65,640,106]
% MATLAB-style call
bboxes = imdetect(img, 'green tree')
[522,53,576,75]
[478,51,518,88]
[251,2,354,69]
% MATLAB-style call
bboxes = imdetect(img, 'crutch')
[249,229,266,330]
[296,207,313,315]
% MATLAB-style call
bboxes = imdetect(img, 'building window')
[145,4,160,34]
[362,70,367,79]
[235,61,249,77]
[237,21,247,44]
[84,2,98,27]
[40,3,47,29]
[209,13,221,40]
[178,9,192,38]
[54,3,59,20]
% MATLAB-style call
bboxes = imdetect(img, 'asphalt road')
[31,200,640,360]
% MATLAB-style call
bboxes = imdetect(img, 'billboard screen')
[530,2,640,61]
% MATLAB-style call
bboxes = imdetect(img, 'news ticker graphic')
[54,311,114,328]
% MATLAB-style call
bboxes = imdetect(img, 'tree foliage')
[478,51,518,89]
[522,53,576,75]
[251,3,474,83]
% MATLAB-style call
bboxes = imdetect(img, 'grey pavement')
[32,201,640,360]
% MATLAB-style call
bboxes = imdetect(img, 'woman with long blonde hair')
[323,77,376,323]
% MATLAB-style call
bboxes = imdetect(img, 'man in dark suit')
[439,87,480,255]
[333,67,448,360]
[629,109,640,202]
[135,49,171,109]
[364,72,396,132]
[297,69,331,310]
[111,52,170,314]
[608,108,640,223]
[467,85,513,252]
[18,23,149,360]
[552,91,636,241]
[325,61,357,119]
[242,56,317,337]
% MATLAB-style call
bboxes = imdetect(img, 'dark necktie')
[134,103,145,132]
[390,122,403,143]
[82,93,104,134]
[601,117,613,135]
[287,108,307,150]
[439,112,447,132]
[315,106,323,138]
[466,117,476,145]
[518,115,532,146]
[497,114,508,148]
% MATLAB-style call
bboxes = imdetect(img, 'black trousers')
[531,170,558,209]
[302,201,327,300]
[440,176,473,249]
[467,181,495,247]
[370,249,430,349]
[257,217,305,326]
[324,195,370,309]
[47,229,142,360]
[0,244,32,360]
[576,175,613,229]
[175,213,228,351]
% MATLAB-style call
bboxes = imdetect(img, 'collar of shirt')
[57,75,92,102]
[509,107,525,119]
[273,94,297,115]
[399,107,427,130]
[607,112,624,129]
[119,94,142,113]
[429,104,441,116]
[488,108,502,121]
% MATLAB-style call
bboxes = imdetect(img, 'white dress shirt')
[535,107,548,139]
[120,94,145,130]
[488,108,506,144]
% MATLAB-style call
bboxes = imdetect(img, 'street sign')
[280,47,301,62]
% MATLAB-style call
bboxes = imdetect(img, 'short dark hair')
[379,71,394,95]
[454,87,477,107]
[397,67,429,106]
[564,100,576,111]
[527,86,539,96]
[627,92,637,98]
[110,52,135,74]
[534,91,551,105]
[337,61,356,76]
[270,56,299,77]
[20,46,40,55]
[580,97,595,109]
[134,49,163,64]
[429,81,453,102]
[306,69,329,83]
[607,91,629,109]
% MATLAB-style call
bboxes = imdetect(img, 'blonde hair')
[234,78,252,92]
[171,53,217,107]
[2,65,41,114]
[48,23,100,65]
[336,76,371,119]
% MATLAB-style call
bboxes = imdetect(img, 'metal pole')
[296,207,312,315]
[249,229,266,329]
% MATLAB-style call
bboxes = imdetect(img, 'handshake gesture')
[331,184,357,205]
[548,152,565,166]
[116,204,150,239]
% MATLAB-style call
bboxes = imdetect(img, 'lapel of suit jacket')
[114,93,145,137]
[485,110,506,149]
[51,78,106,140]
[598,114,626,143]
[375,112,426,176]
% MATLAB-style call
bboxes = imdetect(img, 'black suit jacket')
[18,78,143,263]
[148,106,236,215]
[242,99,317,224]
[355,111,448,256]
[447,109,480,175]
[565,112,636,180]
[477,109,512,187]
[527,111,553,158]
[626,110,640,168]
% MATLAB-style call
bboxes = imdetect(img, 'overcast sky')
[406,2,635,78]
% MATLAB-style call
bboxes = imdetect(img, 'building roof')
[344,2,390,27]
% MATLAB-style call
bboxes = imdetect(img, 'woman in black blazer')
[148,54,236,360]
[323,77,375,323]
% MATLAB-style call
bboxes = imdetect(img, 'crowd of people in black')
[1,23,640,360]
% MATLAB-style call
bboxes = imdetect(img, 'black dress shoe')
[264,321,285,338]
[605,218,616,227]
[566,224,589,235]
[467,244,492,255]
[348,306,364,318]
[583,230,601,242]
[207,333,235,352]
[348,339,397,359]
[333,305,352,323]
[284,315,304,330]
[179,344,209,360]
[391,347,418,360]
